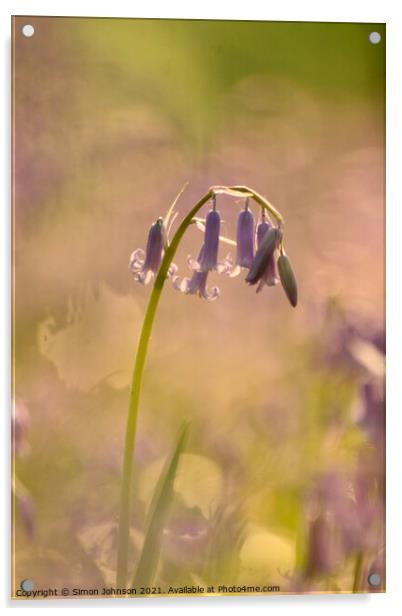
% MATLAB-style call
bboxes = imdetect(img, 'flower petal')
[217,254,234,275]
[133,269,154,285]
[168,262,179,277]
[188,255,201,272]
[229,264,242,278]
[202,285,220,301]
[129,248,145,272]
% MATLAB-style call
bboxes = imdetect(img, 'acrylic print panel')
[12,16,385,599]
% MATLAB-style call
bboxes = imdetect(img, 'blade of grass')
[132,421,189,588]
[163,182,189,242]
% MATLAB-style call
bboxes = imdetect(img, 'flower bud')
[129,218,165,285]
[142,218,164,274]
[277,253,298,307]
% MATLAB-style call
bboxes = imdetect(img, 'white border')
[0,0,395,21]
[2,1,401,614]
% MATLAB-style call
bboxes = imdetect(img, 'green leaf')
[132,421,189,587]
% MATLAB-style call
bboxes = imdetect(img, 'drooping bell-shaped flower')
[230,201,255,277]
[191,201,221,273]
[129,218,164,285]
[256,253,278,292]
[245,216,280,290]
[172,245,219,301]
[256,218,271,248]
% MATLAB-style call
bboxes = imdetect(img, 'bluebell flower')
[130,190,296,304]
[256,218,271,248]
[245,216,280,291]
[191,204,221,273]
[129,218,167,284]
[173,245,219,301]
[230,200,255,277]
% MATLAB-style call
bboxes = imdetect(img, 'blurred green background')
[13,17,385,595]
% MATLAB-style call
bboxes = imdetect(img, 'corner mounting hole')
[22,24,35,38]
[368,572,381,587]
[369,31,381,44]
[20,579,34,591]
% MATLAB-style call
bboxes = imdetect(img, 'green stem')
[115,189,212,587]
[353,551,364,593]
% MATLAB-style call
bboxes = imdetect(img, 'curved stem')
[116,189,212,587]
[211,185,284,226]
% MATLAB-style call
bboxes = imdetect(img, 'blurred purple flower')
[164,505,209,566]
[356,381,385,445]
[340,473,382,555]
[173,245,219,301]
[13,400,30,457]
[230,201,255,277]
[129,218,165,285]
[16,491,34,539]
[303,469,384,585]
[305,512,337,578]
[303,473,345,578]
[13,400,34,539]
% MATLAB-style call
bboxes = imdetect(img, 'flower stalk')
[116,185,291,587]
[116,189,212,586]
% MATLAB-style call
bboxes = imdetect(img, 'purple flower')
[256,254,278,293]
[305,512,337,578]
[163,504,209,566]
[16,491,34,539]
[245,217,280,291]
[129,218,164,284]
[191,207,221,273]
[302,469,384,586]
[356,381,385,445]
[256,219,271,247]
[13,400,30,457]
[173,245,219,301]
[230,202,255,277]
